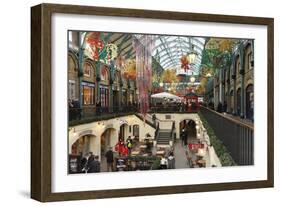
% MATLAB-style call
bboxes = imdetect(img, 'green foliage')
[151,157,161,170]
[198,112,236,166]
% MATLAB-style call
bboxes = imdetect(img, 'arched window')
[100,65,108,81]
[84,62,92,77]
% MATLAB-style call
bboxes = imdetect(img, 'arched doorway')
[246,84,254,120]
[179,119,197,144]
[100,128,117,157]
[236,88,241,115]
[119,123,129,141]
[71,135,96,156]
[133,124,140,141]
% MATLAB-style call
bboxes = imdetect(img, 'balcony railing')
[69,104,199,126]
[149,104,199,113]
[69,106,138,126]
[199,106,254,165]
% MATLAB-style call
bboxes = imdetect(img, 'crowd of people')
[81,152,101,173]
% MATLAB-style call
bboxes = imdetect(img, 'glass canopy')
[151,35,206,75]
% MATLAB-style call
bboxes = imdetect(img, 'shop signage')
[188,143,204,150]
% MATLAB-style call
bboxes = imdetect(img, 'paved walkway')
[173,141,189,169]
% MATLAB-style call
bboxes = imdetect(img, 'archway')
[179,119,197,145]
[133,124,140,141]
[119,123,129,141]
[100,128,117,157]
[71,134,96,156]
[246,84,254,120]
[236,88,241,115]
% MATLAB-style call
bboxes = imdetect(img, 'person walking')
[167,151,175,169]
[105,147,114,172]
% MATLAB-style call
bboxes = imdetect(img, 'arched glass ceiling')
[151,36,206,74]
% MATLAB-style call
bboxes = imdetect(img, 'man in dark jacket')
[87,155,100,173]
[105,147,114,172]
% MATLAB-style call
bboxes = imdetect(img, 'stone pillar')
[219,70,223,103]
[232,62,237,115]
[77,32,85,109]
[226,67,231,113]
[239,44,245,118]
[96,62,101,100]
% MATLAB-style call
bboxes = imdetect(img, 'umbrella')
[151,92,182,100]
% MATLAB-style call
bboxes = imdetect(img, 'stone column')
[231,56,237,115]
[239,44,245,118]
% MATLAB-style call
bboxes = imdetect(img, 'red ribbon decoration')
[180,55,189,72]
[86,32,105,61]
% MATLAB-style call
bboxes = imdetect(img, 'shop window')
[133,125,139,137]
[100,86,108,107]
[247,52,252,71]
[100,66,108,81]
[82,82,95,105]
[68,80,76,100]
[236,62,240,77]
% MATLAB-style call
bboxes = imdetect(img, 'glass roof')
[151,36,206,74]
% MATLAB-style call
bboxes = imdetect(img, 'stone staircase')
[157,129,171,145]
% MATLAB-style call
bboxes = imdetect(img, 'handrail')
[200,106,253,130]
[169,121,175,141]
[155,122,160,141]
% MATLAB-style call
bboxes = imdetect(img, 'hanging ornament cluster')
[133,35,154,118]
[218,39,236,52]
[123,59,136,80]
[205,38,220,50]
[161,69,177,84]
[200,66,214,78]
[86,32,105,61]
[180,55,190,72]
[105,43,118,63]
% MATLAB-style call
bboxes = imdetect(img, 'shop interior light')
[190,76,196,83]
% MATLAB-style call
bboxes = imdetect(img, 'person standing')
[87,155,100,173]
[160,156,168,169]
[126,136,133,155]
[152,113,157,127]
[167,152,175,169]
[105,147,114,172]
[181,129,185,146]
[184,127,188,146]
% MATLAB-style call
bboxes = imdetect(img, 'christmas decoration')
[105,43,118,63]
[86,32,105,61]
[133,35,154,118]
[180,55,190,72]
